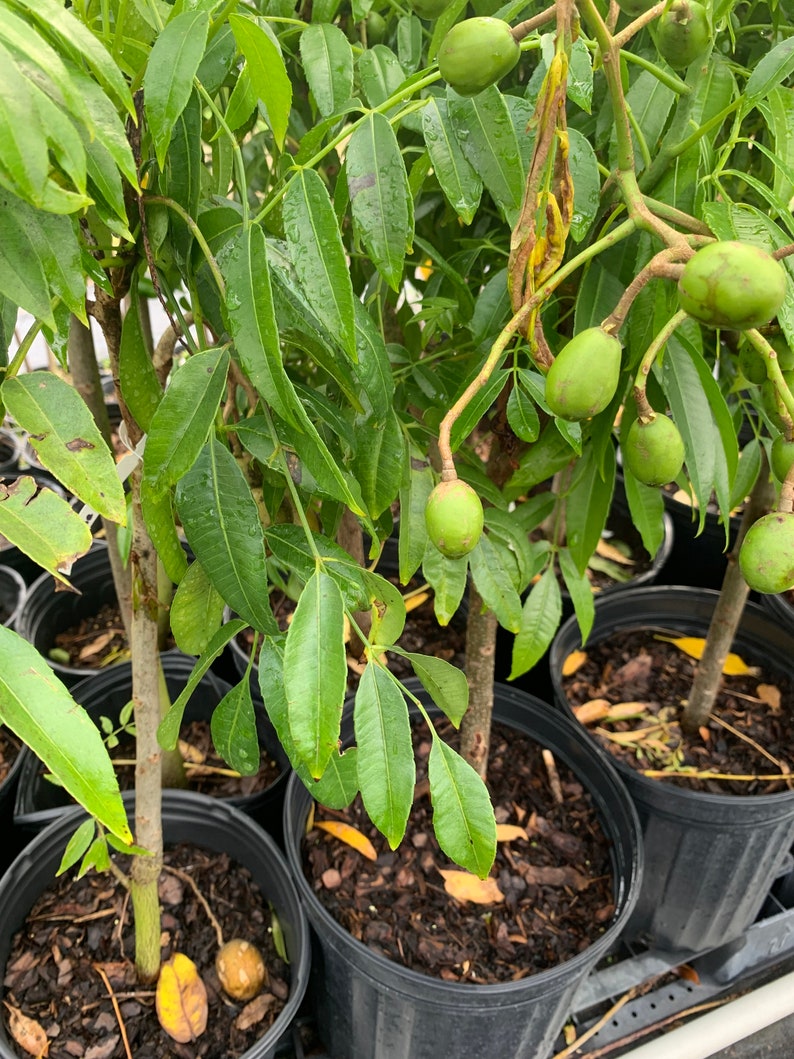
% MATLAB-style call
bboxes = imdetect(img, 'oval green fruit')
[365,11,387,43]
[410,0,450,18]
[655,0,710,70]
[425,478,484,559]
[544,328,622,421]
[678,241,788,331]
[623,414,685,486]
[617,0,659,14]
[771,435,794,482]
[739,511,794,593]
[437,18,520,97]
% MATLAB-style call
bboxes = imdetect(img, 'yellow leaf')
[156,953,208,1044]
[404,590,431,613]
[573,699,611,725]
[562,649,588,677]
[315,819,378,861]
[595,539,634,565]
[655,635,758,676]
[3,1004,49,1058]
[496,824,527,842]
[604,701,650,722]
[439,870,504,904]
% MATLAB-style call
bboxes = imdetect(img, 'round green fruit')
[678,241,788,332]
[365,11,387,43]
[425,479,484,559]
[544,328,622,421]
[623,414,685,486]
[739,511,794,593]
[410,0,450,18]
[655,0,710,70]
[617,0,658,15]
[771,434,794,482]
[437,18,520,97]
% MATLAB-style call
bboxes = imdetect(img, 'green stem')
[746,328,794,427]
[144,196,226,297]
[4,319,44,379]
[195,82,250,227]
[621,49,690,94]
[631,308,689,398]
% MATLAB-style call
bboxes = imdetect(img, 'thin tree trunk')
[682,463,776,733]
[460,587,498,780]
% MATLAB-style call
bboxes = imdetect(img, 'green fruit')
[425,479,484,559]
[437,18,520,96]
[410,0,450,18]
[771,434,794,482]
[761,370,794,429]
[544,328,622,421]
[655,0,710,70]
[737,343,767,386]
[739,511,794,593]
[770,335,794,371]
[678,241,788,332]
[365,11,387,43]
[623,414,685,486]
[617,0,658,14]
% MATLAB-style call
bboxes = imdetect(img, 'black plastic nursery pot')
[283,681,643,1059]
[0,566,25,629]
[0,790,311,1059]
[658,490,741,590]
[549,585,794,955]
[13,652,290,840]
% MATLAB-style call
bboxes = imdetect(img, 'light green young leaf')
[175,439,275,634]
[405,654,468,726]
[3,373,126,523]
[211,679,261,776]
[0,626,130,843]
[428,737,496,879]
[57,818,96,876]
[143,348,230,495]
[510,567,562,679]
[229,14,292,150]
[468,536,522,633]
[422,96,482,225]
[299,23,353,117]
[284,570,347,778]
[355,663,415,849]
[144,10,209,169]
[0,475,91,584]
[170,561,225,655]
[422,546,468,626]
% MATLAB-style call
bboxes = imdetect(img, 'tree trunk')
[460,586,498,780]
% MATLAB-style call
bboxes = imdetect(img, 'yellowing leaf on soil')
[3,1004,49,1058]
[562,650,588,677]
[495,824,527,843]
[404,590,431,614]
[315,819,378,861]
[595,539,634,566]
[439,870,504,904]
[757,684,782,712]
[156,953,208,1043]
[573,699,611,725]
[655,635,759,676]
[605,702,651,722]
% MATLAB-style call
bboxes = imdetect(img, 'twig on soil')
[163,866,224,948]
[542,749,564,804]
[712,715,792,781]
[93,963,134,1059]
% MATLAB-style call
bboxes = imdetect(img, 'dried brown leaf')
[573,699,611,725]
[4,1003,49,1057]
[234,992,277,1032]
[77,631,115,660]
[155,953,208,1043]
[595,539,634,565]
[562,650,588,677]
[439,870,504,904]
[757,683,782,712]
[495,824,528,843]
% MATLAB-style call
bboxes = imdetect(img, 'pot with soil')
[549,584,794,954]
[283,680,643,1059]
[13,652,290,839]
[0,789,310,1059]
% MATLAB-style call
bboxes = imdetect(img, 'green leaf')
[350,409,406,519]
[346,112,413,290]
[0,47,48,207]
[449,358,510,452]
[352,302,393,419]
[468,536,522,633]
[283,169,356,360]
[745,36,794,109]
[428,736,495,878]
[510,567,562,679]
[299,23,353,118]
[175,438,276,633]
[3,373,126,523]
[469,268,510,347]
[0,475,91,585]
[621,470,666,559]
[422,546,468,626]
[23,209,85,322]
[568,128,600,242]
[357,44,405,109]
[284,570,347,778]
[229,14,292,150]
[422,96,482,225]
[0,626,130,843]
[119,289,161,433]
[405,653,468,726]
[362,571,406,647]
[506,383,540,443]
[397,15,423,72]
[143,348,229,495]
[398,454,433,583]
[483,507,540,590]
[57,818,96,876]
[211,678,261,776]
[143,10,209,169]
[0,191,53,325]
[158,619,247,750]
[140,482,188,585]
[558,546,594,645]
[170,561,225,655]
[264,524,369,609]
[565,444,616,575]
[355,664,415,849]
[567,36,593,113]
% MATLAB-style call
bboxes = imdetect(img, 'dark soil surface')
[561,628,794,795]
[0,728,21,785]
[303,718,615,984]
[3,843,290,1059]
[54,604,134,669]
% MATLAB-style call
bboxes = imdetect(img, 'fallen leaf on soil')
[757,684,782,712]
[155,953,208,1043]
[178,740,206,765]
[77,631,116,660]
[573,699,611,724]
[518,864,589,890]
[315,820,378,861]
[495,824,527,842]
[4,1003,49,1057]
[654,635,759,676]
[596,724,664,746]
[404,591,431,613]
[235,992,277,1032]
[439,870,504,904]
[595,538,634,565]
[562,650,588,677]
[604,702,651,722]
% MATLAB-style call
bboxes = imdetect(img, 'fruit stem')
[511,5,556,41]
[746,328,794,433]
[772,242,794,261]
[611,1,666,49]
[780,465,794,515]
[628,308,689,398]
[601,250,687,334]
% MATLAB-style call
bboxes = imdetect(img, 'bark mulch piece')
[561,628,794,795]
[3,843,290,1059]
[303,719,615,984]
